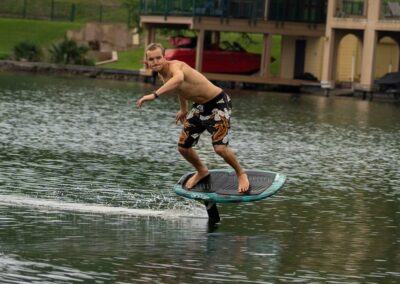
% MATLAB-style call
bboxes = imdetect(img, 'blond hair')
[145,43,165,56]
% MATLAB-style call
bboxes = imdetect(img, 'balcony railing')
[139,0,327,23]
[268,0,327,23]
[335,0,366,18]
[381,0,400,19]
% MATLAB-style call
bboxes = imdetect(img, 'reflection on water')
[0,206,281,283]
[0,72,399,283]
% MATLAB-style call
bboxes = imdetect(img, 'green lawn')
[0,17,281,75]
[0,18,82,59]
[103,47,145,70]
[102,37,173,70]
[0,1,133,60]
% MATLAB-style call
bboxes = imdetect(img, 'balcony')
[381,0,400,19]
[268,0,327,23]
[139,0,327,23]
[335,0,366,18]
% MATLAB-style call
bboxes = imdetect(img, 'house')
[139,0,400,92]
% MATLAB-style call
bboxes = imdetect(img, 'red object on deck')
[165,48,261,74]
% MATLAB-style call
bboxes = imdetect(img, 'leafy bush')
[13,41,42,61]
[49,38,92,65]
[0,52,8,60]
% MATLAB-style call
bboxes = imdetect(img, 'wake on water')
[0,194,208,219]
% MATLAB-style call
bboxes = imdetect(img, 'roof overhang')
[140,15,325,37]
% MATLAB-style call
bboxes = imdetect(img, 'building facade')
[140,0,400,91]
[323,0,400,91]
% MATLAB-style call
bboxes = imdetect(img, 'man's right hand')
[136,94,155,108]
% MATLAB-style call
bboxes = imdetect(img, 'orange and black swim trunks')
[178,92,232,148]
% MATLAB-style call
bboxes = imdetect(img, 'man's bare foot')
[185,169,209,189]
[238,172,250,193]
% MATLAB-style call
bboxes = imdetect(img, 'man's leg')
[213,145,249,193]
[178,146,209,189]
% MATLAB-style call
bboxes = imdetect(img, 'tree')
[123,0,141,30]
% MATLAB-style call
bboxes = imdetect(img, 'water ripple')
[0,73,399,283]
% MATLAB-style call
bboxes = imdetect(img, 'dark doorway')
[294,39,306,78]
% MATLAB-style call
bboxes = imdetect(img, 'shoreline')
[0,60,148,82]
[1,60,398,102]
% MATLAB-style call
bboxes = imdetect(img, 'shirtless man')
[136,43,249,193]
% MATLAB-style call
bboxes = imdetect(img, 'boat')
[375,72,400,99]
[375,72,400,89]
[165,36,262,74]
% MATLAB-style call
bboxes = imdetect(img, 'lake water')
[0,72,399,283]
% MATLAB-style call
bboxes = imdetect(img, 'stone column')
[195,29,205,72]
[212,31,220,46]
[321,0,337,91]
[360,0,380,91]
[141,26,157,75]
[260,33,272,77]
[144,26,156,48]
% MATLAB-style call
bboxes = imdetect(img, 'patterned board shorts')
[178,92,232,148]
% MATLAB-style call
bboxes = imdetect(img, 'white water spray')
[0,194,207,219]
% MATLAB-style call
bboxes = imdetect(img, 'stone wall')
[0,60,144,81]
[66,23,140,52]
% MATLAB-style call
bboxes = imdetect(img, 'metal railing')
[139,0,327,23]
[381,0,400,19]
[268,0,327,23]
[0,0,130,24]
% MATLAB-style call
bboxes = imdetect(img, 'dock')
[204,73,320,88]
[0,60,321,91]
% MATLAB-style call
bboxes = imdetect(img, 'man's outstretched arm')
[136,69,184,108]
